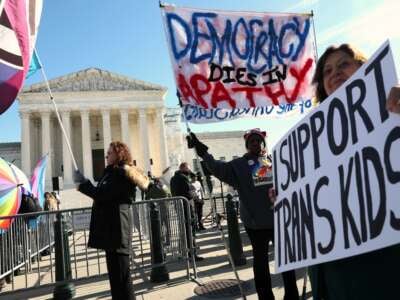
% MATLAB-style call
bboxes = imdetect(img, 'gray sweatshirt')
[202,152,274,229]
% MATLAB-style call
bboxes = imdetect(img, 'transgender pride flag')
[30,154,47,208]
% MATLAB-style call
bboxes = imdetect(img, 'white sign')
[72,211,91,231]
[272,41,400,273]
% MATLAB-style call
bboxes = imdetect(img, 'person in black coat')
[74,141,149,300]
[170,162,203,261]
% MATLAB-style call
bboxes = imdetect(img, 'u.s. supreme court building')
[1,68,246,191]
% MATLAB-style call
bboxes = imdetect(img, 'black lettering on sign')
[362,146,386,240]
[300,184,316,260]
[383,127,400,230]
[288,131,299,183]
[313,176,335,255]
[208,63,223,81]
[327,97,349,155]
[275,199,284,266]
[310,110,325,170]
[273,149,279,196]
[279,138,290,191]
[339,156,362,249]
[354,152,368,243]
[297,122,310,179]
[222,66,236,83]
[283,198,295,264]
[291,191,301,261]
[365,45,390,123]
[345,79,374,145]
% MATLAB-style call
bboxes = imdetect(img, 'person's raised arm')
[187,132,238,187]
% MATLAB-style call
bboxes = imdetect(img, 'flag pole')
[311,10,319,61]
[33,49,78,171]
[160,2,245,294]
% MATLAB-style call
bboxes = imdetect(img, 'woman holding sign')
[308,44,400,300]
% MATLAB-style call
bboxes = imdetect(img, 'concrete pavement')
[0,222,312,300]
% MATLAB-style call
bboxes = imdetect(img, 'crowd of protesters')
[2,41,400,300]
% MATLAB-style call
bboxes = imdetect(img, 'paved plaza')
[0,215,312,300]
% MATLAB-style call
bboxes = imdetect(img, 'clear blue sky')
[1,0,399,148]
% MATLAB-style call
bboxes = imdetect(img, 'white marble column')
[61,110,73,185]
[81,110,93,180]
[138,108,151,172]
[120,109,130,146]
[156,108,169,172]
[101,109,111,158]
[20,111,32,175]
[40,111,52,182]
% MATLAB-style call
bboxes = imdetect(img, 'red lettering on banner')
[211,82,236,108]
[287,58,313,103]
[263,58,313,104]
[190,74,211,108]
[177,74,194,104]
[264,83,287,105]
[232,87,263,107]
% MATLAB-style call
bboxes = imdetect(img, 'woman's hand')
[386,85,400,114]
[268,187,276,204]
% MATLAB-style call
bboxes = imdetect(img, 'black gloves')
[73,170,87,184]
[187,132,209,157]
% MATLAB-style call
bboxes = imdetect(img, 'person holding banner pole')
[307,44,400,300]
[187,129,299,300]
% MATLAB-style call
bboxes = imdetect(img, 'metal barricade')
[0,196,195,295]
[202,193,240,224]
[131,197,195,276]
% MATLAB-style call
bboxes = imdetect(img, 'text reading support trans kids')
[272,42,400,273]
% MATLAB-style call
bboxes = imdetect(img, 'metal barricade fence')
[202,193,240,224]
[0,196,195,294]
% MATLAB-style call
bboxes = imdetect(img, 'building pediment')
[22,67,166,93]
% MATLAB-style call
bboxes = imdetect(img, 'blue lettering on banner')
[183,99,314,123]
[166,12,311,74]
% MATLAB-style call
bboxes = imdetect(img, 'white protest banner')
[161,5,316,123]
[272,41,400,273]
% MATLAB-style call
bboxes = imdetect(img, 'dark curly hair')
[313,44,367,103]
[109,141,133,166]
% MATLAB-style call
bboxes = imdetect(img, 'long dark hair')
[313,44,367,102]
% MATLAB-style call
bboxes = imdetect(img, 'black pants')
[195,202,204,227]
[105,251,135,300]
[245,227,299,300]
